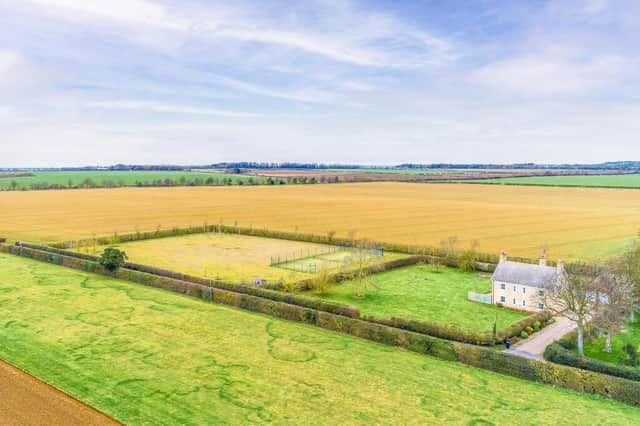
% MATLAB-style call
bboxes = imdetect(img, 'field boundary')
[48,223,589,271]
[442,180,640,190]
[1,244,639,406]
[16,242,535,345]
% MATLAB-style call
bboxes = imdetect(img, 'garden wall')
[2,244,639,406]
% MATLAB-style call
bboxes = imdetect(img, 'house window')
[522,300,526,307]
[512,298,516,305]
[500,296,505,303]
[538,303,544,310]
[513,285,516,291]
[522,287,526,294]
[500,283,505,290]
[538,290,544,297]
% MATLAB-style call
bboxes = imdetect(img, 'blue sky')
[0,0,638,167]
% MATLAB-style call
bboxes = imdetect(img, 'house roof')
[491,261,560,288]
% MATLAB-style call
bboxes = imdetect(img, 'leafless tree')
[545,269,598,357]
[612,240,640,322]
[592,267,635,353]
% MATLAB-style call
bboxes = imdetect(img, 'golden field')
[1,183,639,260]
[87,233,408,283]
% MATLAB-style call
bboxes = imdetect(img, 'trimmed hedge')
[49,223,590,271]
[12,243,360,319]
[19,241,548,346]
[496,311,552,342]
[545,341,640,382]
[290,255,424,291]
[2,244,640,406]
[366,316,495,346]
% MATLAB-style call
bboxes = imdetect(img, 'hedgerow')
[48,223,590,272]
[545,341,640,382]
[2,243,639,406]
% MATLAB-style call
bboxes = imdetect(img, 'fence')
[270,245,344,266]
[468,291,492,304]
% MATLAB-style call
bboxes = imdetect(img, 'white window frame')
[500,296,506,303]
[500,283,505,290]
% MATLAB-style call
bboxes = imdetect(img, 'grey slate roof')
[491,261,560,288]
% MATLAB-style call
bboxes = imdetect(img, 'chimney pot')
[500,251,507,263]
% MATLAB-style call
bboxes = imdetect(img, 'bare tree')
[349,241,380,298]
[545,269,597,357]
[592,268,635,353]
[612,240,640,322]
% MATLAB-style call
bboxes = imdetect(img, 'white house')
[491,252,564,312]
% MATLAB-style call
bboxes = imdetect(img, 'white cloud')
[86,100,260,117]
[20,0,451,68]
[0,50,21,74]
[469,51,627,97]
[28,0,170,26]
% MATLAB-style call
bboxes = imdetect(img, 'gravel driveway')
[504,316,576,361]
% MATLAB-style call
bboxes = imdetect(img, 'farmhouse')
[491,252,563,312]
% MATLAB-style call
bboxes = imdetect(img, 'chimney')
[539,254,547,267]
[500,251,507,263]
[557,260,565,274]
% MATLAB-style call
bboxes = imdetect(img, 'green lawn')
[308,264,528,332]
[464,174,640,188]
[1,254,638,424]
[0,171,265,190]
[584,321,640,366]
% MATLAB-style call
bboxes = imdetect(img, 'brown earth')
[0,359,120,426]
[242,168,633,182]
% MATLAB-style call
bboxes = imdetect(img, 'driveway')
[504,316,576,361]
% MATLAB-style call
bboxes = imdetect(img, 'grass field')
[584,321,640,366]
[1,183,639,260]
[0,171,263,190]
[87,233,406,283]
[1,253,639,424]
[310,264,528,332]
[467,174,640,188]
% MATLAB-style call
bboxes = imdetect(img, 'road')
[0,359,120,426]
[504,316,576,361]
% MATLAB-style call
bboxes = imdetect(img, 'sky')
[0,0,639,167]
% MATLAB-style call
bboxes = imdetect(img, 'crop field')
[310,264,528,332]
[1,253,639,425]
[584,321,640,366]
[0,170,262,190]
[1,183,639,260]
[85,233,405,283]
[467,174,640,188]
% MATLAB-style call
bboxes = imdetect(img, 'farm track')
[0,359,120,426]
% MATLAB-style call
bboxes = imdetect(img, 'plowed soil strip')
[0,359,120,426]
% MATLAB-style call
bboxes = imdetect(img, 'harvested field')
[1,253,639,424]
[85,233,404,283]
[0,359,119,426]
[1,183,639,260]
[245,168,630,183]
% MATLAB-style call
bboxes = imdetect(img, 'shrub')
[545,342,640,382]
[5,243,640,406]
[525,326,534,334]
[520,331,529,338]
[98,248,128,272]
[458,249,478,272]
[533,320,541,331]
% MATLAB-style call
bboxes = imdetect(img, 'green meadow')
[1,254,638,424]
[311,264,528,332]
[0,171,264,190]
[466,174,640,188]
